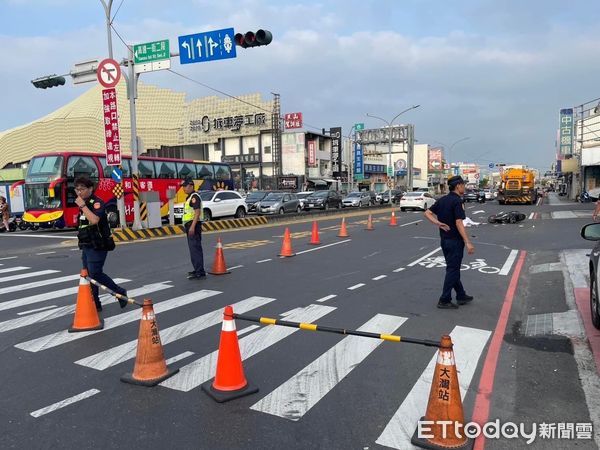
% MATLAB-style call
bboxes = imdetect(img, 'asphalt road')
[1,194,599,449]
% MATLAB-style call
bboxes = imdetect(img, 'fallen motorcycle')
[487,211,526,224]
[0,216,17,232]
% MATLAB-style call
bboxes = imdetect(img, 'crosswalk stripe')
[250,313,407,421]
[165,351,195,366]
[14,283,181,352]
[0,270,59,283]
[17,305,58,316]
[0,274,80,296]
[375,325,491,450]
[0,266,30,274]
[159,303,336,392]
[75,296,277,371]
[30,389,100,418]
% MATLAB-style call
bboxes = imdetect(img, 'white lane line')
[75,296,277,371]
[3,234,77,239]
[372,275,387,281]
[295,239,352,255]
[400,220,422,227]
[70,248,79,251]
[250,314,407,421]
[17,305,58,316]
[229,265,244,270]
[393,267,405,273]
[375,326,491,449]
[165,351,195,366]
[0,266,30,274]
[35,251,56,255]
[256,259,272,264]
[499,249,519,276]
[537,197,542,206]
[407,247,441,267]
[0,256,18,260]
[15,285,204,352]
[30,389,100,418]
[528,212,534,220]
[0,270,59,283]
[316,294,337,303]
[160,304,336,392]
[472,210,485,215]
[467,205,475,209]
[347,283,365,290]
[0,274,80,295]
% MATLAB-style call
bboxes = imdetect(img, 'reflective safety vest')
[183,192,203,224]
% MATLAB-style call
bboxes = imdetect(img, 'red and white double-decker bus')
[12,151,234,228]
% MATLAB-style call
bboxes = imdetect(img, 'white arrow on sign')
[181,41,192,60]
[196,38,202,57]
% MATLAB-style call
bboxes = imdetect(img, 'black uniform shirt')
[429,192,466,240]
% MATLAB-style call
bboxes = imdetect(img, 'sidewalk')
[546,192,580,206]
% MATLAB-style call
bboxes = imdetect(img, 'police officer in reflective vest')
[424,176,475,309]
[75,176,127,311]
[181,177,206,280]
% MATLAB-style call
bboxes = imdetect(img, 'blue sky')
[2,0,600,171]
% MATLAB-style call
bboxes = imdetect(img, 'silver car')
[342,192,371,208]
[259,192,301,214]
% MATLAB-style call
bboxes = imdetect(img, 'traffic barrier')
[202,305,258,402]
[411,335,471,449]
[86,276,142,308]
[208,238,231,275]
[389,211,398,227]
[309,221,321,245]
[69,269,104,333]
[337,217,349,237]
[121,299,179,386]
[278,227,295,257]
[366,214,374,231]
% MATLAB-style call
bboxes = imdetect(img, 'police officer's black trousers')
[439,238,467,302]
[185,223,206,276]
[82,247,126,307]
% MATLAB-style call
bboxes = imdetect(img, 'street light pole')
[366,105,420,205]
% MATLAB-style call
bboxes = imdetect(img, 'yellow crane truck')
[497,168,537,205]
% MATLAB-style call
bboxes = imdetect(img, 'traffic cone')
[278,227,295,257]
[202,305,258,402]
[121,299,179,386]
[208,238,231,275]
[411,335,471,450]
[337,217,349,237]
[68,269,104,333]
[309,221,321,245]
[365,214,374,231]
[389,211,398,227]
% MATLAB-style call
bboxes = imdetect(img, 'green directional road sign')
[387,166,393,176]
[355,123,365,131]
[133,40,170,64]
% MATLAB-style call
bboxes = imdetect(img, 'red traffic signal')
[235,29,272,48]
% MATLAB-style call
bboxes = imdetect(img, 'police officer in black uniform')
[181,177,206,280]
[424,176,475,309]
[75,176,127,311]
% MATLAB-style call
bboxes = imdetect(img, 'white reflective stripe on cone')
[222,319,236,332]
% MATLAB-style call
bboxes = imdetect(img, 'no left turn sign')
[97,58,121,88]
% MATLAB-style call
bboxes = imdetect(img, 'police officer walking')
[75,176,127,311]
[181,177,206,280]
[424,176,475,309]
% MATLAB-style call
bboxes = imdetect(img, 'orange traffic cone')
[389,211,398,227]
[202,305,258,402]
[365,214,374,231]
[338,217,349,237]
[309,221,321,245]
[411,335,471,449]
[121,299,179,386]
[278,227,295,257]
[208,238,231,275]
[69,269,104,333]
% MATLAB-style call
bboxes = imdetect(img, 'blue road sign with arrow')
[178,28,237,64]
[111,167,122,183]
[488,162,495,169]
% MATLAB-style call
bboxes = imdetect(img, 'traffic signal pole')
[126,47,143,231]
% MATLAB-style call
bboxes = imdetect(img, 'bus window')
[176,162,196,179]
[195,163,214,180]
[213,164,232,181]
[66,155,99,180]
[156,161,177,179]
[120,159,131,177]
[137,160,156,178]
[27,155,64,179]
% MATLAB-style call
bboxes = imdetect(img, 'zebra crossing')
[0,260,492,449]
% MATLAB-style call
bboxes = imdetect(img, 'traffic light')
[235,29,272,48]
[31,75,66,89]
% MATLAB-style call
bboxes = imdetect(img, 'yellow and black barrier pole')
[85,276,143,308]
[231,312,440,348]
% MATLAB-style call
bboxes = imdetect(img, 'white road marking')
[165,351,195,366]
[0,266,29,274]
[256,259,272,264]
[400,220,422,227]
[537,197,542,206]
[375,326,491,449]
[407,247,441,267]
[3,234,77,239]
[347,283,365,290]
[35,251,56,255]
[499,249,519,276]
[250,314,407,421]
[238,325,260,336]
[0,274,78,296]
[17,305,58,316]
[316,294,337,303]
[372,275,387,281]
[229,265,244,270]
[75,296,276,371]
[393,267,405,273]
[529,262,563,274]
[160,304,336,392]
[0,256,18,260]
[30,389,100,418]
[295,239,352,255]
[472,210,485,215]
[551,210,578,219]
[528,212,535,220]
[0,269,59,283]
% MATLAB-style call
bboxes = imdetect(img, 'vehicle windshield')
[346,192,361,198]
[309,191,328,198]
[199,191,216,201]
[246,192,267,201]
[405,192,423,197]
[26,156,64,180]
[24,184,62,209]
[296,193,313,199]
[263,193,284,201]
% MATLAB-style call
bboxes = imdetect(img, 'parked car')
[342,192,371,208]
[381,189,404,205]
[582,223,600,329]
[295,191,314,210]
[400,192,436,211]
[245,191,270,214]
[367,191,379,205]
[259,192,301,214]
[304,190,342,210]
[174,190,247,222]
[464,189,480,202]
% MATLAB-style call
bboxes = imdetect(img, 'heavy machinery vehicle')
[497,168,537,205]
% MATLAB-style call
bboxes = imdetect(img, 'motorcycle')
[580,191,592,203]
[0,216,17,232]
[487,211,526,224]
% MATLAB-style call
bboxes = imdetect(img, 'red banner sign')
[284,112,303,129]
[307,140,316,167]
[102,88,122,165]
